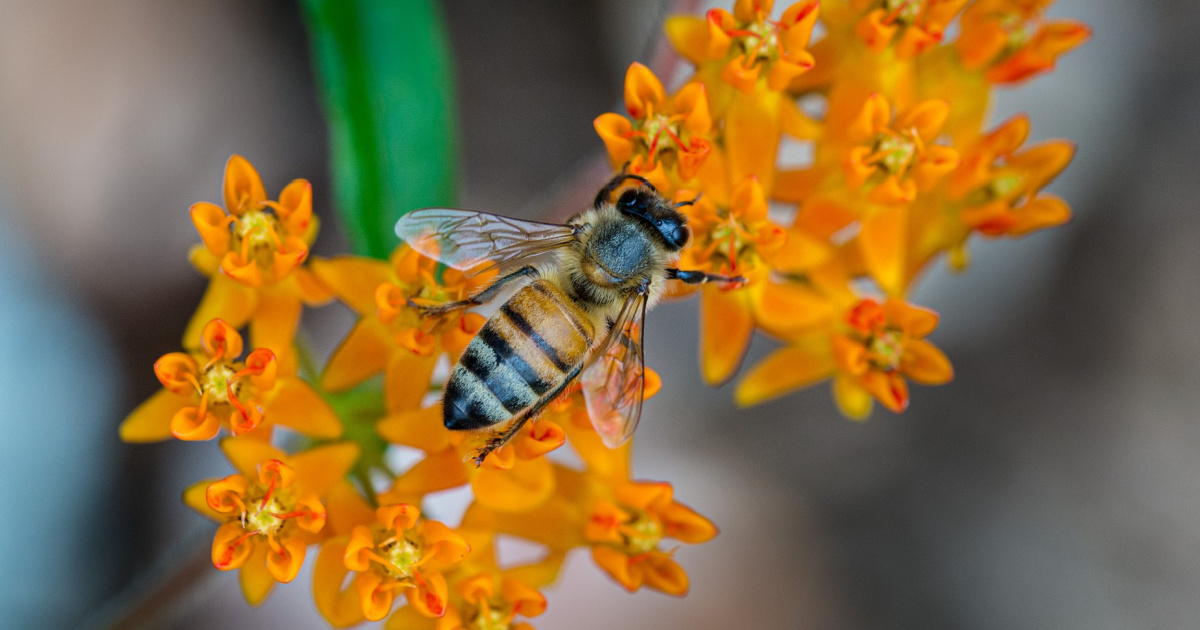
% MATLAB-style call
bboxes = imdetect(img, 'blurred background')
[0,0,1195,628]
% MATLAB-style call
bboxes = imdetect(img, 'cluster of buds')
[120,0,1086,627]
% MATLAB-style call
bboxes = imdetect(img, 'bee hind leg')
[410,265,539,318]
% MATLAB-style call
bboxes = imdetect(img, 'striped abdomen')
[443,280,595,431]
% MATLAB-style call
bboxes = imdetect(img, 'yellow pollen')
[200,364,238,404]
[867,329,904,370]
[382,537,421,578]
[623,512,663,555]
[472,607,509,630]
[242,496,285,534]
[873,133,918,175]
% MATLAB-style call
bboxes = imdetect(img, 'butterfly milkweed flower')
[313,245,496,413]
[184,439,359,605]
[120,318,341,442]
[186,155,331,362]
[587,481,717,596]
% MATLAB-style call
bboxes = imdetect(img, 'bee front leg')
[409,265,539,318]
[666,268,746,287]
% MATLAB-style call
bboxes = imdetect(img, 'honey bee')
[395,172,743,465]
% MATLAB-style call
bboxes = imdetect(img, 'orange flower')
[678,177,831,384]
[667,0,820,93]
[335,504,470,622]
[119,318,341,442]
[948,114,1074,243]
[850,0,969,58]
[429,572,547,630]
[314,245,496,413]
[832,297,952,416]
[594,64,713,194]
[183,439,359,605]
[957,0,1091,85]
[587,481,717,596]
[737,297,952,416]
[185,155,331,359]
[843,94,959,206]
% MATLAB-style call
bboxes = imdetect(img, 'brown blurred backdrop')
[0,0,1195,628]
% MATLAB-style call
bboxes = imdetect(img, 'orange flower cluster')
[591,0,1086,415]
[119,0,1086,626]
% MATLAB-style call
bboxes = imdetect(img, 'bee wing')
[581,284,649,448]
[395,208,577,276]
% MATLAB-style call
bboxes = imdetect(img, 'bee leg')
[409,266,539,317]
[666,268,747,287]
[470,362,584,467]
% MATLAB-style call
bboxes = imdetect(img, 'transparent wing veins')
[395,208,577,275]
[581,282,649,448]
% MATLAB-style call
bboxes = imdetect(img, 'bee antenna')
[675,193,702,209]
[620,174,657,193]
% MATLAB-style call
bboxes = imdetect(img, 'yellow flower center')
[732,19,782,65]
[472,607,510,630]
[872,132,918,176]
[866,329,904,371]
[881,0,923,25]
[233,209,281,267]
[242,495,286,534]
[200,364,238,404]
[637,113,684,160]
[380,535,421,579]
[622,510,664,555]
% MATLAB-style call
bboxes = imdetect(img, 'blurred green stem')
[301,0,459,258]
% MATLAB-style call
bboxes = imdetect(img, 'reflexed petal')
[170,406,221,441]
[379,448,470,504]
[326,480,375,536]
[239,544,275,605]
[832,375,873,420]
[699,285,754,386]
[313,540,366,628]
[384,351,437,413]
[184,275,257,349]
[377,406,450,452]
[120,389,190,443]
[221,436,287,477]
[849,93,890,141]
[755,281,834,336]
[250,291,302,358]
[291,442,361,497]
[310,256,393,315]
[275,179,313,237]
[664,15,710,64]
[422,520,470,564]
[266,379,343,439]
[659,502,718,543]
[725,91,780,191]
[735,343,834,406]
[472,456,554,513]
[221,252,264,287]
[406,570,448,618]
[768,226,831,272]
[183,478,224,520]
[513,419,566,460]
[355,571,393,621]
[902,339,954,384]
[322,319,391,392]
[860,205,908,296]
[1011,141,1076,191]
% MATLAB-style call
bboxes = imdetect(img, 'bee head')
[615,187,691,252]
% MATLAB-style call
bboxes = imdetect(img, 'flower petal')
[312,539,366,628]
[735,342,834,406]
[378,448,470,504]
[322,319,391,392]
[310,256,393,315]
[377,406,450,452]
[224,154,267,216]
[384,351,438,413]
[120,389,191,443]
[902,339,954,384]
[472,456,555,513]
[642,553,689,596]
[832,375,873,420]
[624,62,665,119]
[265,379,343,439]
[221,436,288,477]
[859,205,908,296]
[699,285,754,386]
[251,291,302,359]
[182,478,224,521]
[591,546,641,592]
[239,544,275,606]
[184,274,257,349]
[290,442,361,497]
